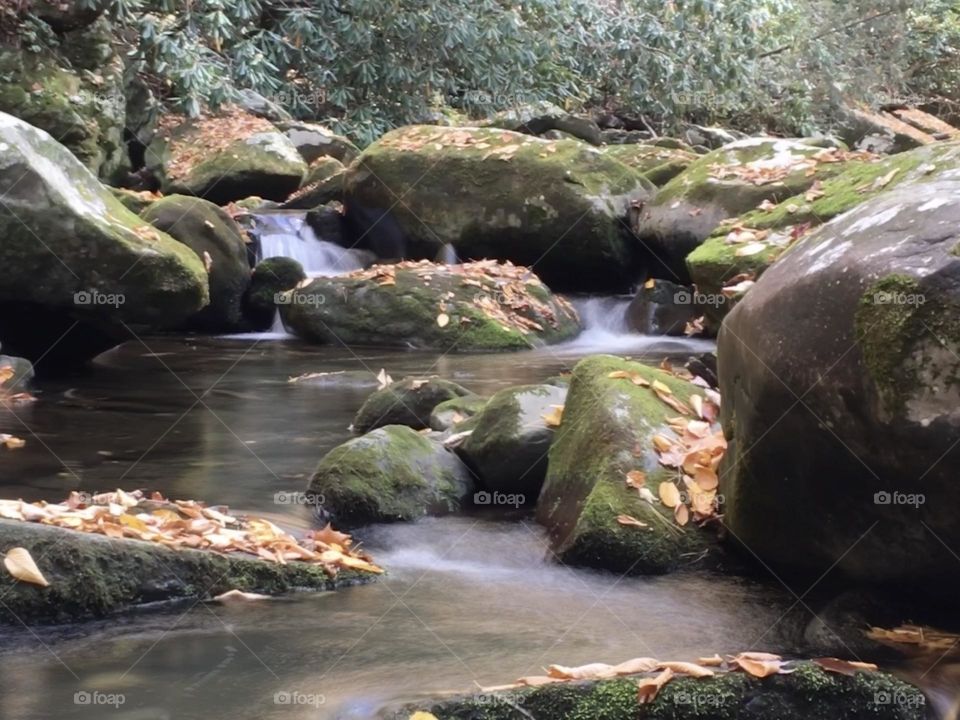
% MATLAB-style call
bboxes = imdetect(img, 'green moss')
[353,376,473,432]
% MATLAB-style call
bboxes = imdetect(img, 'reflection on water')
[0,333,875,720]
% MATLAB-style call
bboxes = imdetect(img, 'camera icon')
[473,491,491,505]
[274,692,291,705]
[274,292,292,305]
[74,692,91,705]
[673,290,692,305]
[874,491,892,505]
[874,691,892,705]
[73,291,92,305]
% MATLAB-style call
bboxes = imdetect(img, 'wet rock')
[0,113,208,371]
[354,377,473,433]
[280,261,581,352]
[141,195,251,332]
[459,384,566,499]
[0,518,370,624]
[282,157,346,210]
[307,425,475,526]
[343,126,654,292]
[536,355,713,574]
[625,279,699,336]
[146,110,307,204]
[275,120,360,165]
[242,256,306,331]
[109,187,160,215]
[720,175,960,591]
[682,124,744,149]
[429,394,488,432]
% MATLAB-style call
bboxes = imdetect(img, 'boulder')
[281,157,346,210]
[280,260,581,352]
[0,113,208,371]
[536,356,712,574]
[0,18,125,179]
[626,279,700,336]
[275,120,360,165]
[459,384,566,499]
[429,395,488,432]
[0,518,368,624]
[719,175,960,590]
[307,425,475,526]
[242,256,306,331]
[110,188,161,215]
[353,377,473,433]
[688,140,960,325]
[343,126,655,292]
[146,110,307,204]
[392,664,925,720]
[141,195,251,332]
[599,144,696,186]
[236,88,293,123]
[482,102,603,145]
[635,138,850,283]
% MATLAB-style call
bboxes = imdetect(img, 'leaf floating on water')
[542,405,564,428]
[436,312,450,328]
[4,547,49,587]
[812,658,878,676]
[311,522,352,548]
[376,368,393,389]
[211,589,272,603]
[0,435,25,450]
[637,668,673,704]
[616,514,649,529]
[658,481,682,508]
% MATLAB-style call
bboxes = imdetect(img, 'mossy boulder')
[429,394,488,431]
[536,355,713,574]
[720,175,960,591]
[0,518,370,624]
[0,18,125,179]
[392,664,925,720]
[146,111,307,205]
[0,113,208,371]
[459,384,566,499]
[307,425,475,526]
[688,140,960,325]
[635,138,848,282]
[141,195,252,332]
[600,144,697,186]
[343,126,655,292]
[243,256,306,331]
[280,261,581,352]
[275,120,360,165]
[353,376,474,433]
[281,156,346,210]
[482,102,603,145]
[110,188,161,215]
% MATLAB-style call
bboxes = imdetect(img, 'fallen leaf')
[617,514,649,529]
[637,668,674,704]
[542,405,564,428]
[812,658,878,676]
[658,661,714,678]
[409,713,439,720]
[731,652,785,677]
[625,470,646,489]
[659,481,682,508]
[436,313,450,328]
[4,547,49,587]
[674,503,690,526]
[211,589,272,603]
[547,662,616,680]
[736,242,767,257]
[0,435,25,450]
[698,654,724,667]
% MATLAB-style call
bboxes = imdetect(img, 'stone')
[353,377,473,433]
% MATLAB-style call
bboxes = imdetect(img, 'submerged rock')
[0,518,369,624]
[146,110,307,204]
[141,195,252,332]
[536,356,712,574]
[242,256,306,331]
[720,176,960,591]
[353,377,473,433]
[0,113,208,371]
[390,664,925,720]
[308,425,475,526]
[459,384,566,499]
[280,260,581,352]
[343,126,654,291]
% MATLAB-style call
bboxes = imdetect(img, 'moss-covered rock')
[391,664,926,720]
[242,256,306,331]
[307,425,475,526]
[343,126,655,292]
[110,187,161,215]
[354,376,474,433]
[429,394,488,431]
[141,195,251,332]
[536,355,713,574]
[719,174,960,591]
[687,140,960,325]
[0,18,125,179]
[280,260,581,352]
[600,144,697,186]
[275,120,360,165]
[0,518,371,624]
[459,384,566,499]
[282,156,346,210]
[146,110,307,204]
[0,113,208,371]
[636,138,850,282]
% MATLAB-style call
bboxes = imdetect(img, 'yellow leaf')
[436,313,450,328]
[542,405,564,428]
[698,654,724,667]
[4,547,49,587]
[658,481,682,508]
[651,380,672,395]
[409,713,439,720]
[0,434,25,450]
[674,503,690,526]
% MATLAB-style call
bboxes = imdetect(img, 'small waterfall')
[437,243,459,265]
[251,212,363,277]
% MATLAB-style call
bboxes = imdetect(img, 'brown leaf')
[659,481,682,508]
[698,654,724,667]
[637,668,674,704]
[4,547,49,587]
[617,514,649,529]
[625,470,646,489]
[658,661,715,678]
[674,503,690,526]
[812,658,878,676]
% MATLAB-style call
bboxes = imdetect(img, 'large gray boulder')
[0,113,208,371]
[720,173,960,591]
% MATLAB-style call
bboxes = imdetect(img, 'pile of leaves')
[478,653,879,704]
[346,259,579,337]
[0,490,381,576]
[708,147,877,187]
